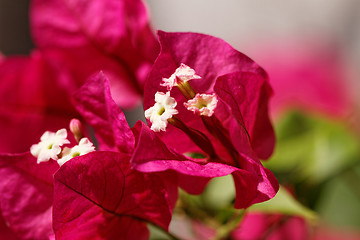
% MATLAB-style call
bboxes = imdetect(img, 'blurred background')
[1,0,360,239]
[145,1,360,238]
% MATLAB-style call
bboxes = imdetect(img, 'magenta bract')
[72,72,135,154]
[30,0,159,108]
[144,31,275,160]
[139,31,278,208]
[53,151,173,240]
[0,51,78,153]
[0,153,59,239]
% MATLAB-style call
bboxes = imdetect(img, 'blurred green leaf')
[202,175,235,210]
[265,111,360,184]
[248,186,318,221]
[316,164,360,228]
[148,223,172,240]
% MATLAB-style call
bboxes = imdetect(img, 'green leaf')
[264,111,360,184]
[248,186,318,221]
[202,175,235,210]
[316,164,360,228]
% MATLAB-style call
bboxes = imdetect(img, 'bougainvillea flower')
[57,137,95,166]
[231,213,308,240]
[184,93,218,117]
[144,91,179,132]
[53,151,174,240]
[161,63,202,90]
[30,0,159,108]
[30,128,70,163]
[72,71,276,209]
[0,153,59,240]
[50,72,177,238]
[133,31,278,208]
[144,31,275,160]
[0,51,79,153]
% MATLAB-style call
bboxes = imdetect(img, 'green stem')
[148,222,181,240]
[211,209,246,240]
[341,167,360,201]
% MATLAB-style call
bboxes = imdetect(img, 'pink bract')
[131,121,277,208]
[72,72,135,154]
[30,0,159,108]
[74,71,277,209]
[53,151,174,240]
[0,153,59,239]
[144,31,275,160]
[0,51,78,153]
[138,31,278,208]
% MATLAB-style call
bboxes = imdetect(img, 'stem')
[182,81,196,98]
[341,167,360,201]
[148,222,181,240]
[211,209,246,240]
[176,81,197,100]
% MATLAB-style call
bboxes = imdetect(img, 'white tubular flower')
[145,91,178,132]
[184,93,218,117]
[161,63,201,90]
[58,137,95,166]
[30,128,70,164]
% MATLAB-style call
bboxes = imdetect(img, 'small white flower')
[161,63,201,90]
[145,92,178,132]
[184,93,218,117]
[57,138,95,166]
[30,129,70,164]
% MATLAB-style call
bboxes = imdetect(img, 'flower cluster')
[137,31,278,209]
[0,2,280,238]
[30,122,95,166]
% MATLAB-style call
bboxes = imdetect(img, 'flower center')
[184,93,218,117]
[72,152,80,158]
[158,107,165,115]
[145,91,179,132]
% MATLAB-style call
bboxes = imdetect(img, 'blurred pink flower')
[231,213,308,240]
[0,0,159,153]
[246,39,353,119]
[30,0,159,108]
[314,225,360,240]
[0,51,78,153]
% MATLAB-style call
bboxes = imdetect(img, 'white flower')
[161,63,201,90]
[30,128,70,164]
[58,138,95,166]
[184,93,218,117]
[145,92,178,132]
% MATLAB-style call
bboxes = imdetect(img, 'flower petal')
[214,71,275,159]
[0,153,59,239]
[30,0,159,106]
[131,121,277,208]
[72,72,135,154]
[53,151,174,239]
